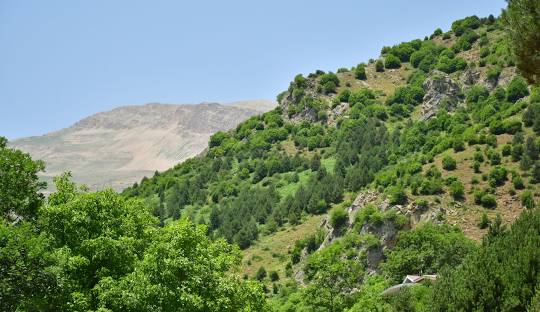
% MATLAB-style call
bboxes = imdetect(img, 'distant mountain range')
[10,100,276,192]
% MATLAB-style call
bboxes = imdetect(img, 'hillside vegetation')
[122,12,540,311]
[2,2,540,311]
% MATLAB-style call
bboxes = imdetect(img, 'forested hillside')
[2,1,540,311]
[122,8,540,311]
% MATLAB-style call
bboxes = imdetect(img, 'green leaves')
[502,0,540,84]
[0,221,59,311]
[0,137,45,221]
[96,219,267,312]
[2,170,267,311]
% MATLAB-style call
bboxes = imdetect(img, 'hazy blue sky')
[1,0,506,139]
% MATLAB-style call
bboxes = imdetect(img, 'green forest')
[2,1,540,311]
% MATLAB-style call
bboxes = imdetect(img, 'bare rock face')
[421,71,462,120]
[10,100,276,192]
[348,190,379,224]
[460,68,481,88]
[327,102,349,126]
[360,221,399,272]
[496,67,518,87]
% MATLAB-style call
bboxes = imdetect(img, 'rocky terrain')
[10,100,276,192]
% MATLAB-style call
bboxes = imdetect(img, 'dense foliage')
[502,0,540,84]
[432,208,540,311]
[0,148,267,311]
[0,139,45,220]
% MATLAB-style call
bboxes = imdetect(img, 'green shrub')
[480,194,497,208]
[474,151,484,162]
[486,66,502,81]
[209,131,229,148]
[442,155,457,171]
[473,161,481,173]
[330,207,348,229]
[349,87,376,106]
[466,85,489,103]
[489,119,505,135]
[354,204,385,227]
[479,58,487,67]
[386,84,424,108]
[503,120,522,134]
[512,173,525,189]
[453,30,479,52]
[384,54,402,69]
[512,144,524,161]
[480,47,490,58]
[488,166,508,187]
[420,179,444,195]
[256,266,267,281]
[335,90,350,105]
[478,212,490,229]
[355,64,367,80]
[285,262,293,277]
[489,151,501,165]
[506,76,529,102]
[269,271,279,282]
[521,190,536,209]
[502,144,512,156]
[418,54,438,72]
[453,139,465,152]
[388,42,417,62]
[436,56,467,73]
[486,134,498,147]
[416,199,429,210]
[531,162,540,184]
[322,81,337,94]
[388,186,407,205]
[375,60,384,72]
[451,16,481,36]
[450,181,465,200]
[319,72,339,86]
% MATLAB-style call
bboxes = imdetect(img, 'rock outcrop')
[460,68,481,88]
[421,71,462,120]
[279,79,320,123]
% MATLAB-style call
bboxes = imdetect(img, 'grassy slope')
[241,214,325,279]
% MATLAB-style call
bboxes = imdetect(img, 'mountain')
[228,99,279,112]
[9,100,276,192]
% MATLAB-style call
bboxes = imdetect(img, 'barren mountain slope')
[10,100,276,192]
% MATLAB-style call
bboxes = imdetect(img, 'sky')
[0,0,506,139]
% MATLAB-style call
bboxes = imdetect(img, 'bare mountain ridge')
[11,100,276,192]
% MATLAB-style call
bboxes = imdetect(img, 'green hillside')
[119,12,540,310]
[2,2,540,311]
